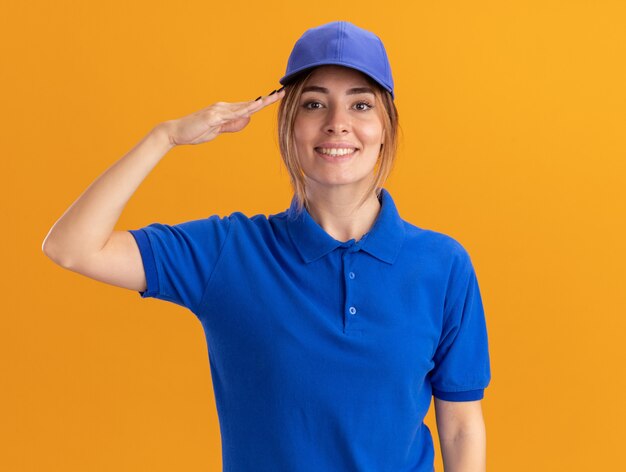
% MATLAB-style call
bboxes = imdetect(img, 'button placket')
[341,245,360,331]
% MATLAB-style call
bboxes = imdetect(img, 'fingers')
[240,87,286,116]
[202,87,286,128]
[218,88,284,112]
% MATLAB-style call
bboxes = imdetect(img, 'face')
[293,65,385,195]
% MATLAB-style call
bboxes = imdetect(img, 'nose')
[324,105,350,135]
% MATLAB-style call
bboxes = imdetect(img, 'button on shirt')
[128,188,491,472]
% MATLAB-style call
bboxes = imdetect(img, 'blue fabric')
[128,188,491,472]
[279,21,395,99]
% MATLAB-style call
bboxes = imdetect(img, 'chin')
[304,173,375,190]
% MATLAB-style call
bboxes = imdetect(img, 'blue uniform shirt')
[128,188,491,472]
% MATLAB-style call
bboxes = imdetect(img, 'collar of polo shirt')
[286,188,406,264]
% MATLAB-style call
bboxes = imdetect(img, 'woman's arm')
[42,91,284,290]
[42,125,174,270]
[434,398,486,472]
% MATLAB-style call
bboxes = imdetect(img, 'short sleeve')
[127,215,232,313]
[430,248,491,402]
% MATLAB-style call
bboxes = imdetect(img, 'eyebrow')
[301,85,375,96]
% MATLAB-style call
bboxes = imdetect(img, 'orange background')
[3,1,625,470]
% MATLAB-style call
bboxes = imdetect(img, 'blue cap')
[279,21,395,99]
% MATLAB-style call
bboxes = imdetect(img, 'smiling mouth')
[314,147,358,157]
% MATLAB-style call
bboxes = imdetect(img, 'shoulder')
[225,207,288,228]
[401,219,473,268]
[219,208,291,243]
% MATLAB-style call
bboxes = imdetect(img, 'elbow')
[41,234,72,268]
[41,234,55,260]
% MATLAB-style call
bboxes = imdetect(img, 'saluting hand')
[162,88,286,147]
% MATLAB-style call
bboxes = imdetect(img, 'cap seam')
[337,21,344,61]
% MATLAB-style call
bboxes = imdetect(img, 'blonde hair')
[277,67,399,215]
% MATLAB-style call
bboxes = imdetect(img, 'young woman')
[43,21,491,472]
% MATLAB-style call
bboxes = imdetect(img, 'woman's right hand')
[162,88,286,147]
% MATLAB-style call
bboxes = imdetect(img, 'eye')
[302,100,323,110]
[354,100,374,111]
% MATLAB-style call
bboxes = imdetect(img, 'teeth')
[316,148,356,156]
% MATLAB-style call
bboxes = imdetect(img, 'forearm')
[42,123,174,266]
[440,423,486,472]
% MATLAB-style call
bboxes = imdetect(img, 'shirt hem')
[128,229,159,298]
[432,388,485,401]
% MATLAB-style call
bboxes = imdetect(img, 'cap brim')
[278,61,394,99]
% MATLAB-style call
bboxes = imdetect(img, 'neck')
[304,185,382,243]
